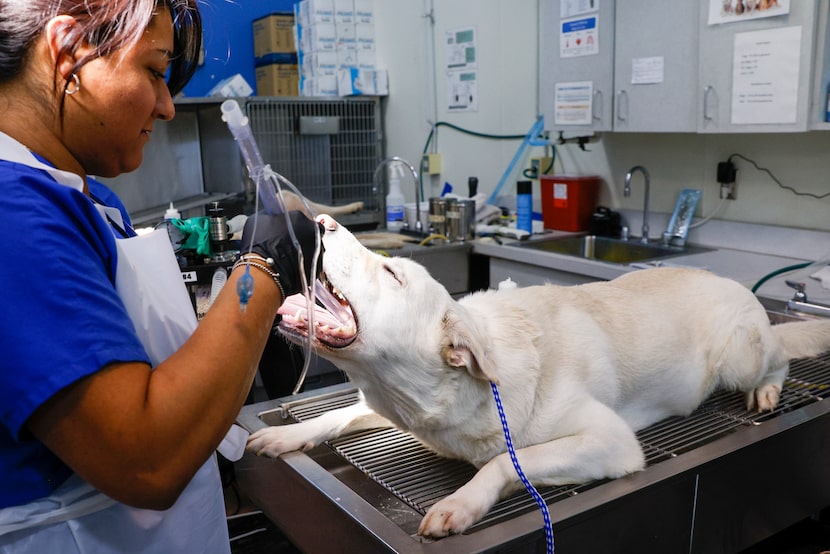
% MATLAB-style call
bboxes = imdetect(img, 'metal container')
[445,198,461,241]
[456,199,476,242]
[207,202,229,251]
[428,197,448,237]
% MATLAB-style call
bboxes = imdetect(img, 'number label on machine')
[181,271,197,283]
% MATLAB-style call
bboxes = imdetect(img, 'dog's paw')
[418,493,489,538]
[246,426,317,458]
[746,383,781,412]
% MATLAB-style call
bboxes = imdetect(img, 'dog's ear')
[441,308,499,384]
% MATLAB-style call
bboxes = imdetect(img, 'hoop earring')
[65,73,80,95]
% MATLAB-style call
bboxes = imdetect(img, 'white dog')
[247,214,830,538]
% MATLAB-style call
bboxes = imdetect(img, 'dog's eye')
[383,264,403,286]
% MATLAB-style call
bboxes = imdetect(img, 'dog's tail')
[773,319,830,360]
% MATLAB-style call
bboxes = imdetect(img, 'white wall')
[374,0,830,234]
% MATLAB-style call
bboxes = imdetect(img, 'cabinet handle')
[592,89,603,121]
[703,85,713,121]
[616,90,628,122]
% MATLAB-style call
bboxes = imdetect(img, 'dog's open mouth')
[277,274,357,348]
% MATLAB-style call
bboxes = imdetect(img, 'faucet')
[373,157,422,234]
[624,165,650,244]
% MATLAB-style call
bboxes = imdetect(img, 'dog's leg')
[246,401,391,457]
[418,401,644,538]
[746,363,788,411]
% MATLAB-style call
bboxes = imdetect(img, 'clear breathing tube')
[221,99,321,395]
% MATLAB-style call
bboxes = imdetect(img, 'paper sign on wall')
[731,25,801,125]
[560,15,599,58]
[554,81,593,125]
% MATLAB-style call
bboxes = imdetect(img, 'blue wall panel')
[182,0,296,98]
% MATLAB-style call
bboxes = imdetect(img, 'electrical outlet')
[421,153,442,175]
[721,181,737,200]
[529,156,554,178]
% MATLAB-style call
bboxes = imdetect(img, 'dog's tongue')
[278,293,345,329]
[277,280,355,330]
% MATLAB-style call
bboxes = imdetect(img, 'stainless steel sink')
[516,234,711,265]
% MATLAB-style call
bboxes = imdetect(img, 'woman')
[0,1,319,551]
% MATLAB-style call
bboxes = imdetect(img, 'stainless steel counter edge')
[472,237,810,289]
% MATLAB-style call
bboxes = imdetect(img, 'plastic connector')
[717,160,737,200]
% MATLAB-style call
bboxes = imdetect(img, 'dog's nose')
[316,214,338,232]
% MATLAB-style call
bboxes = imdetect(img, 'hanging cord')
[490,382,554,554]
[688,195,727,230]
[728,153,830,200]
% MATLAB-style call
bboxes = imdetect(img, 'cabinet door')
[698,0,818,133]
[613,2,699,132]
[541,0,616,133]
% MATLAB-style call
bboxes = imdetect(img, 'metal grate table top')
[283,353,830,532]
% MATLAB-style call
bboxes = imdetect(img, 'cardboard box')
[301,74,338,97]
[207,73,253,97]
[255,64,299,97]
[334,0,355,23]
[337,67,388,96]
[253,13,295,58]
[354,0,374,24]
[301,22,337,51]
[301,50,338,76]
[300,0,335,24]
[355,23,375,50]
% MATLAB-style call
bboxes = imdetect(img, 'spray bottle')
[516,180,533,234]
[386,169,405,231]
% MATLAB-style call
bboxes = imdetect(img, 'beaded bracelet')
[232,254,286,301]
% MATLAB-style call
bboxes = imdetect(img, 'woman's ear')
[43,15,82,83]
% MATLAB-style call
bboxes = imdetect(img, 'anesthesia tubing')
[222,99,322,395]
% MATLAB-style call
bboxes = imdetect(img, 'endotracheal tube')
[221,99,322,394]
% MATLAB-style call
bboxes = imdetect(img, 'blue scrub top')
[0,159,150,508]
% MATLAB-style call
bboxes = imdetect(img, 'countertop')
[473,234,808,290]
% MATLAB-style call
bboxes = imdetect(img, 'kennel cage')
[244,97,384,229]
[100,97,385,229]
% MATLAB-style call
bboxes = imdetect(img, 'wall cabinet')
[698,1,819,133]
[542,1,826,134]
[541,0,616,133]
[612,2,699,133]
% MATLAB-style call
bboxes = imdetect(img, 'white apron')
[0,134,245,553]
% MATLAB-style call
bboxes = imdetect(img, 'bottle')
[386,175,405,231]
[826,84,830,123]
[516,180,533,234]
[468,176,479,197]
[164,201,181,221]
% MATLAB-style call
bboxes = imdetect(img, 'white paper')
[731,26,801,125]
[631,56,664,85]
[559,15,599,58]
[447,70,478,112]
[445,26,477,70]
[554,81,593,125]
[560,0,599,19]
[708,0,790,25]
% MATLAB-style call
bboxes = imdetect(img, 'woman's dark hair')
[0,0,202,96]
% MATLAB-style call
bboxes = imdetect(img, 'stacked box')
[253,12,299,96]
[255,63,300,97]
[294,0,386,97]
[253,13,295,57]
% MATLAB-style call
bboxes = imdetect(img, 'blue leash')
[490,381,554,554]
